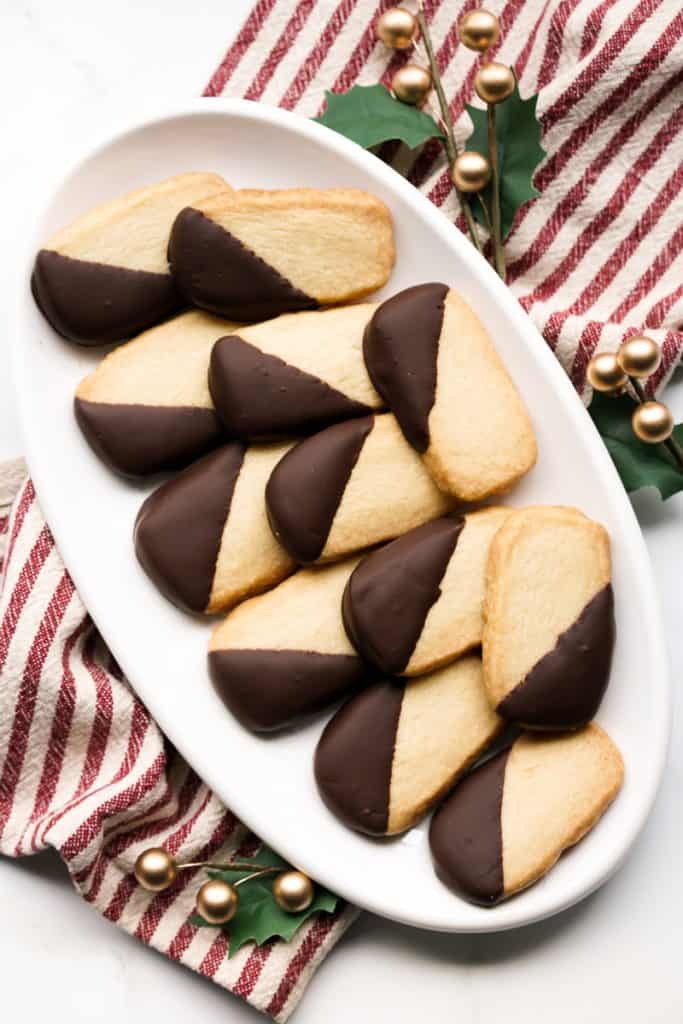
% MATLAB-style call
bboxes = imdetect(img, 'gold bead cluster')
[587,337,679,449]
[375,7,514,276]
[134,847,315,926]
[376,7,509,159]
[376,8,432,104]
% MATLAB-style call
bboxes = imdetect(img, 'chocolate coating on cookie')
[429,747,510,906]
[209,556,365,729]
[430,726,624,905]
[32,250,180,346]
[314,680,404,835]
[484,507,613,730]
[266,416,374,563]
[365,285,536,500]
[342,517,463,674]
[75,399,223,477]
[209,334,373,439]
[169,208,317,321]
[316,656,502,837]
[498,585,615,729]
[134,444,244,613]
[210,649,366,732]
[363,282,447,451]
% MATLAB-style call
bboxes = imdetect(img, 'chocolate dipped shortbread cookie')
[168,188,394,321]
[483,506,614,730]
[209,557,368,732]
[266,414,453,565]
[33,172,229,345]
[75,310,241,476]
[208,304,383,438]
[135,442,295,615]
[314,655,503,836]
[429,725,624,906]
[343,507,511,676]
[363,284,537,500]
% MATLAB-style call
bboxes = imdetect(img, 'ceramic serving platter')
[12,99,671,932]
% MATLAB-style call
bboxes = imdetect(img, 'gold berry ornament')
[452,151,491,192]
[474,62,515,104]
[617,336,661,379]
[376,7,418,50]
[458,9,501,52]
[272,870,315,913]
[392,63,432,105]
[586,352,628,394]
[196,878,239,925]
[134,847,178,892]
[632,401,674,444]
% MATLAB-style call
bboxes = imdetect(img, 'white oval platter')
[12,99,671,933]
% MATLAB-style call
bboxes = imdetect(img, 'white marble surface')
[1,2,682,1021]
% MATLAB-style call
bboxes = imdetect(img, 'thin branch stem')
[179,860,282,874]
[234,867,282,888]
[417,6,454,164]
[630,378,647,403]
[487,104,506,280]
[415,3,484,256]
[630,378,683,471]
[476,193,493,234]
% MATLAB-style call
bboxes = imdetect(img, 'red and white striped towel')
[1,1,681,1020]
[0,461,357,1020]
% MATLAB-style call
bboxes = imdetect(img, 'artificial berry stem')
[234,867,282,887]
[487,103,506,281]
[180,860,281,874]
[415,3,484,257]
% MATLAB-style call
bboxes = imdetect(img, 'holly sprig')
[314,12,545,277]
[465,83,545,241]
[589,391,683,500]
[134,844,339,959]
[190,847,339,958]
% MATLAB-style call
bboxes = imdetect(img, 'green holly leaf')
[465,80,545,239]
[191,847,339,958]
[589,391,683,500]
[314,84,445,151]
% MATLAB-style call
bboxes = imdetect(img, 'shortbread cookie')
[315,656,502,836]
[483,506,614,729]
[429,725,624,905]
[168,188,395,321]
[343,507,511,676]
[209,304,383,438]
[209,558,367,732]
[363,284,537,500]
[75,310,241,476]
[266,414,453,565]
[33,173,229,345]
[135,442,295,614]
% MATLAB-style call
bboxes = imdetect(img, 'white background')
[1,1,682,1020]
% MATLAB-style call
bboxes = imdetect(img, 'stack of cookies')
[33,173,624,908]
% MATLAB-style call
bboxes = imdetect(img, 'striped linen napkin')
[1,0,681,1019]
[0,463,357,1021]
